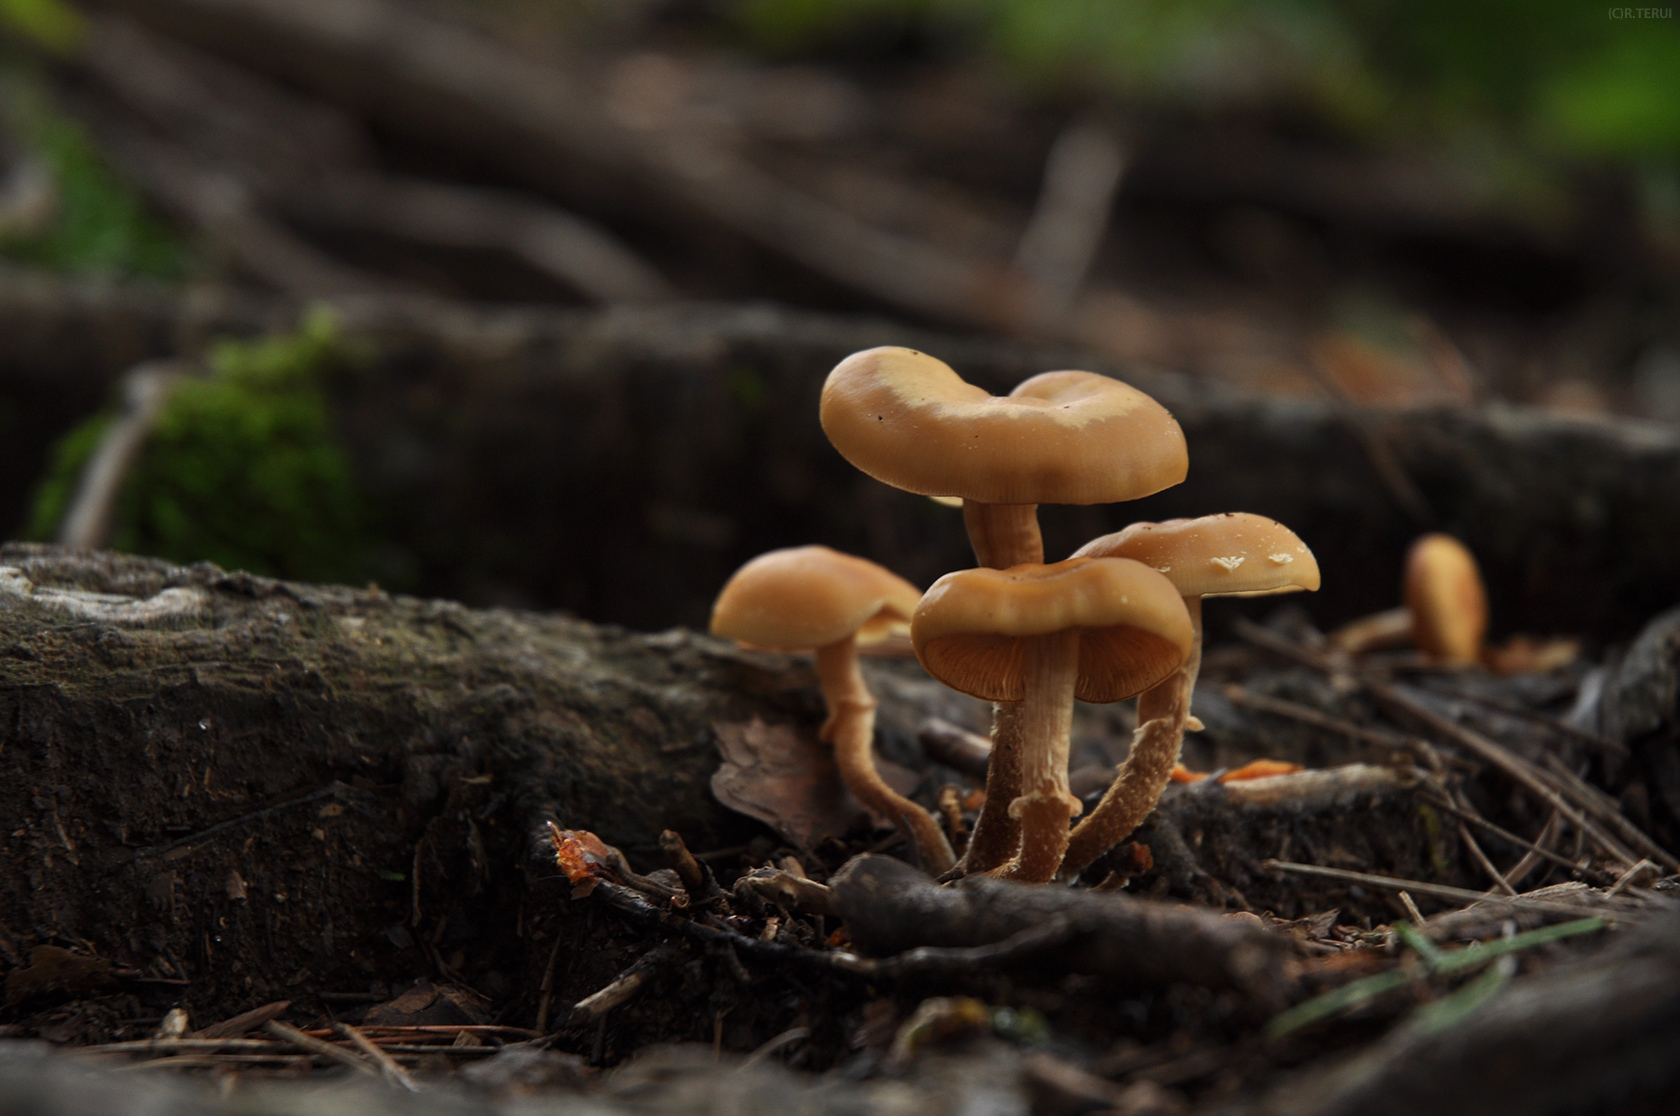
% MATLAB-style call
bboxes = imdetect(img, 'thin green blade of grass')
[1266,916,1606,1041]
[1406,955,1518,1036]
[1264,967,1419,1041]
[1429,915,1607,974]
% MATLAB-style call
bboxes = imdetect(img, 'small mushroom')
[821,347,1188,871]
[1330,534,1489,664]
[1059,514,1319,877]
[1404,533,1487,666]
[710,546,955,872]
[911,557,1192,882]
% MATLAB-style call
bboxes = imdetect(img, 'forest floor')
[1,548,1676,1115]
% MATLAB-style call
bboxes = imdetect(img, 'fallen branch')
[290,174,673,303]
[829,854,1292,1008]
[98,0,1017,327]
[1013,119,1125,329]
[77,15,672,304]
[917,717,992,779]
[55,360,185,549]
[90,117,404,298]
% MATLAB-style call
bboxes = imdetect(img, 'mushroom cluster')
[709,346,1320,886]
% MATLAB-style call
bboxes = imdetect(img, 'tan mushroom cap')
[820,347,1188,506]
[1404,534,1487,665]
[711,546,921,651]
[911,557,1192,703]
[1073,513,1320,598]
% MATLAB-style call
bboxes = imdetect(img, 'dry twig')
[336,1022,421,1091]
[1261,860,1641,919]
[1372,683,1645,868]
[55,361,185,549]
[262,1019,378,1077]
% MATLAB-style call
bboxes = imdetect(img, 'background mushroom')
[820,346,1189,871]
[710,545,955,872]
[1404,533,1487,666]
[1060,513,1320,877]
[911,556,1192,882]
[1328,532,1489,666]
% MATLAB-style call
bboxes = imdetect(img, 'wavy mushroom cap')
[711,546,922,651]
[820,347,1188,506]
[1074,513,1321,598]
[911,557,1192,703]
[1404,534,1487,665]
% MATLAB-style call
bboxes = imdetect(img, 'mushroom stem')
[962,701,1026,872]
[992,628,1083,883]
[1059,596,1202,878]
[814,638,956,873]
[955,499,1041,874]
[961,501,1043,569]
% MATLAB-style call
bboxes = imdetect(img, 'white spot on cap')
[1151,564,1172,573]
[1211,556,1246,572]
[1268,553,1295,565]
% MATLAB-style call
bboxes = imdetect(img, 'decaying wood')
[0,543,964,1025]
[1103,760,1468,915]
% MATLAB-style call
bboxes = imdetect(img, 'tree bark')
[0,543,966,1025]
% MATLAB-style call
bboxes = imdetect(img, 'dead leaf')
[1220,759,1306,781]
[4,945,115,1007]
[198,1000,291,1038]
[365,980,489,1026]
[711,717,918,849]
[1484,635,1580,676]
[547,823,614,897]
[1171,759,1305,783]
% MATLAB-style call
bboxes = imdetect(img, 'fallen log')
[4,267,1677,639]
[3,543,1675,1108]
[0,543,971,1027]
